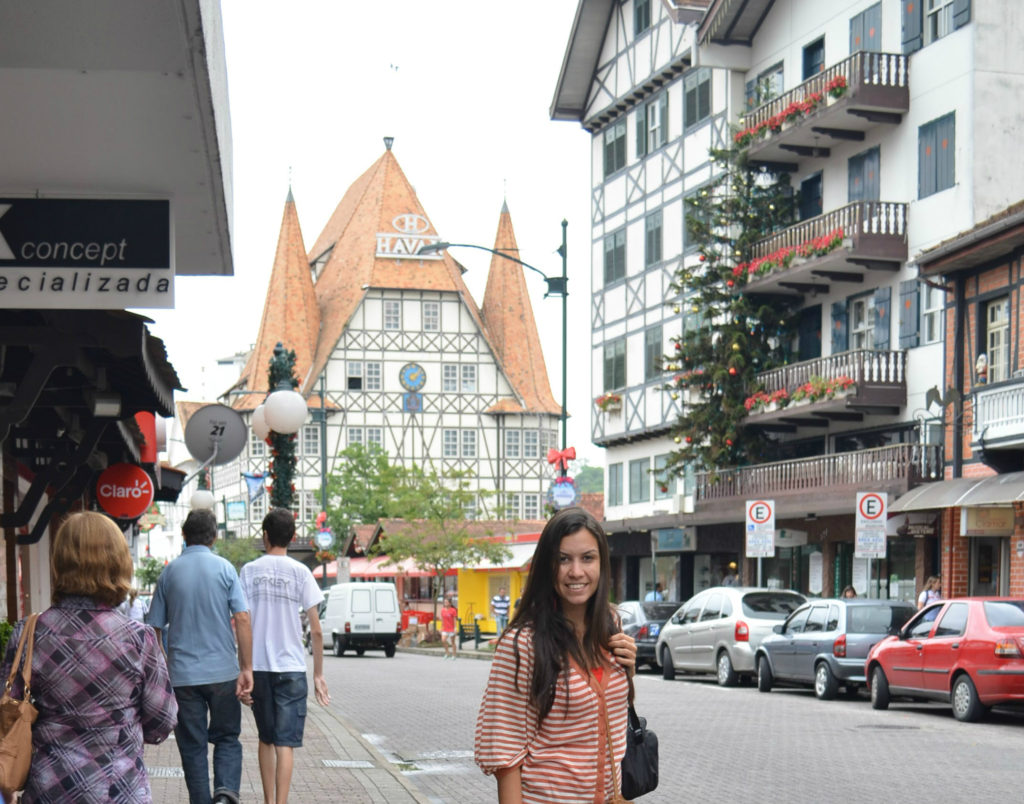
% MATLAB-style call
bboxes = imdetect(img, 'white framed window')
[654,453,676,500]
[986,297,1010,383]
[505,493,520,519]
[443,364,458,392]
[443,429,459,457]
[347,427,364,447]
[505,430,520,458]
[523,494,540,520]
[347,361,363,390]
[249,428,265,457]
[850,294,875,350]
[923,284,944,344]
[461,364,477,393]
[383,300,401,330]
[523,431,539,459]
[290,495,301,521]
[924,0,955,45]
[251,493,267,521]
[302,425,319,457]
[366,427,383,448]
[461,429,477,458]
[304,491,318,519]
[464,497,478,520]
[365,361,382,391]
[607,463,623,507]
[423,301,440,331]
[629,457,651,503]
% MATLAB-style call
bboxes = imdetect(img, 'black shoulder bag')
[620,673,658,799]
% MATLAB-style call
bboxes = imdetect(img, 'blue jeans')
[173,681,242,804]
[495,614,508,632]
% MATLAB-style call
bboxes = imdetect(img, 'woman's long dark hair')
[507,507,616,723]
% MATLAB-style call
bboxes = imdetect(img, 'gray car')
[655,587,806,686]
[755,598,916,699]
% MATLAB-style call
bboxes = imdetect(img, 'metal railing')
[751,200,907,260]
[753,349,906,395]
[972,383,1024,438]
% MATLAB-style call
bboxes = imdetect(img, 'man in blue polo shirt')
[148,509,253,804]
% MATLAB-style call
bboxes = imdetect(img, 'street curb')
[397,645,494,661]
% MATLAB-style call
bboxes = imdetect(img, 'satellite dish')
[184,404,248,465]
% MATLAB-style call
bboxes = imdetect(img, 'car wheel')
[661,646,676,681]
[870,666,890,710]
[333,638,345,657]
[355,648,365,656]
[951,674,987,722]
[757,655,773,693]
[384,642,396,658]
[814,662,839,700]
[716,651,738,687]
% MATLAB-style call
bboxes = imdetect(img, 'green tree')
[374,466,510,622]
[215,537,263,572]
[575,463,603,494]
[321,443,407,549]
[666,146,796,477]
[135,556,165,592]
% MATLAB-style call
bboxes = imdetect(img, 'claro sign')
[96,463,155,520]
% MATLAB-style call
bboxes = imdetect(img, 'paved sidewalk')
[144,698,429,803]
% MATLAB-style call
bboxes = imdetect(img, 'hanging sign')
[855,491,887,558]
[745,499,775,558]
[96,463,155,519]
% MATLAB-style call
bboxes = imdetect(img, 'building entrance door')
[969,537,1009,596]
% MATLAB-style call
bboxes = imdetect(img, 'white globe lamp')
[191,489,215,510]
[263,387,308,434]
[251,404,270,440]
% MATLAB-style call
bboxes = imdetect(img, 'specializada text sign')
[0,198,172,308]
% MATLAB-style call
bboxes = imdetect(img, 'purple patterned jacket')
[1,597,177,803]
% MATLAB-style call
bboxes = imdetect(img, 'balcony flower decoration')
[732,227,845,282]
[314,549,336,564]
[733,90,826,148]
[790,375,857,403]
[743,388,791,412]
[826,74,848,99]
[595,392,622,412]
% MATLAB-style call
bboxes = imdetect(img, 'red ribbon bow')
[546,446,576,472]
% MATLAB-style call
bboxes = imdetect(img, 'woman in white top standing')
[917,575,941,609]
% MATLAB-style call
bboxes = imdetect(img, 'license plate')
[649,624,660,637]
[354,625,370,630]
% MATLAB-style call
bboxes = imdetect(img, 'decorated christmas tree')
[664,146,798,478]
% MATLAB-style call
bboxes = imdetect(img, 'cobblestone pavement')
[326,647,1024,804]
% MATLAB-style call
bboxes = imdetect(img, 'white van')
[321,581,401,658]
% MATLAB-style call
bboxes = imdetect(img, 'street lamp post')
[418,221,569,471]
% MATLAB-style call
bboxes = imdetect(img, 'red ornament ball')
[728,367,737,376]
[698,254,706,262]
[727,280,734,288]
[726,439,733,446]
[685,436,692,443]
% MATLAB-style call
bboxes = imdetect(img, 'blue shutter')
[874,285,891,351]
[636,105,647,158]
[902,0,922,54]
[899,279,920,348]
[937,113,955,192]
[831,302,849,353]
[919,122,937,198]
[659,92,669,146]
[953,0,971,30]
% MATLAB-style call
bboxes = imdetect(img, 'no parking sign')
[855,491,887,559]
[745,499,775,558]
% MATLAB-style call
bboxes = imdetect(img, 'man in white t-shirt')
[240,508,330,804]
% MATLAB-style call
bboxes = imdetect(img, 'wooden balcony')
[744,51,908,165]
[741,201,907,297]
[972,379,1024,471]
[691,443,943,523]
[746,349,906,432]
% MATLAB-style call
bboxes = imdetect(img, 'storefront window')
[638,555,680,602]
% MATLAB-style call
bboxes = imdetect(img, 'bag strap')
[602,703,626,803]
[4,613,40,699]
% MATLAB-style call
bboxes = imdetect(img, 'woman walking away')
[474,507,637,803]
[0,512,177,803]
[918,575,942,609]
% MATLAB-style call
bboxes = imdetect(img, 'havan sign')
[376,214,442,259]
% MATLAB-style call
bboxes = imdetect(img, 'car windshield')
[984,600,1024,627]
[642,602,680,621]
[847,605,916,633]
[741,592,805,619]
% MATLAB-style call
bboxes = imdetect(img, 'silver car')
[656,586,806,686]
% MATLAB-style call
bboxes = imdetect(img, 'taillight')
[344,621,351,634]
[637,625,649,639]
[995,640,1023,658]
[735,621,749,642]
[396,622,402,634]
[833,633,847,658]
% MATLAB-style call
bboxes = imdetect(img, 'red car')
[865,598,1024,722]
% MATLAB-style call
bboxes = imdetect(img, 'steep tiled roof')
[578,492,605,523]
[308,148,500,388]
[231,189,319,410]
[480,203,561,415]
[175,400,211,432]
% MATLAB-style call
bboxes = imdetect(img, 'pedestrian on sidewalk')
[490,586,511,633]
[440,596,458,659]
[147,509,253,804]
[474,507,637,803]
[240,508,330,804]
[1,512,177,802]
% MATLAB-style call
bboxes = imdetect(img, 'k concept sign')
[0,198,172,309]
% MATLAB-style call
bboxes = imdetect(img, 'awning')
[312,556,456,580]
[890,471,1024,512]
[459,542,537,572]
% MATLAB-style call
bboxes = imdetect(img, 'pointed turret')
[232,189,319,407]
[481,204,560,415]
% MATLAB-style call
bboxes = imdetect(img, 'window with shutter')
[898,279,920,349]
[919,113,955,198]
[873,285,891,351]
[851,3,882,53]
[832,301,849,353]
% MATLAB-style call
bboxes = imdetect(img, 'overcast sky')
[144,0,602,466]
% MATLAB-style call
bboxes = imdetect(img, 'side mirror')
[772,624,784,634]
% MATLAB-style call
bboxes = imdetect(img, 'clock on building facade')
[399,362,426,392]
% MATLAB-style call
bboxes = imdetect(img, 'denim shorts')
[252,671,308,747]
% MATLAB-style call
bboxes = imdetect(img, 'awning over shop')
[459,542,537,572]
[312,556,456,580]
[890,472,1024,512]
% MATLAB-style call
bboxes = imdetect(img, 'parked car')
[756,598,916,699]
[617,600,679,670]
[656,587,805,686]
[322,582,401,657]
[866,597,1024,722]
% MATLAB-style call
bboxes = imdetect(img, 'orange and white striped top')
[474,626,629,804]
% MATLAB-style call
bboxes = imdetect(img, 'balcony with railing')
[972,378,1024,469]
[741,51,908,165]
[739,200,907,297]
[745,349,906,430]
[691,443,943,522]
